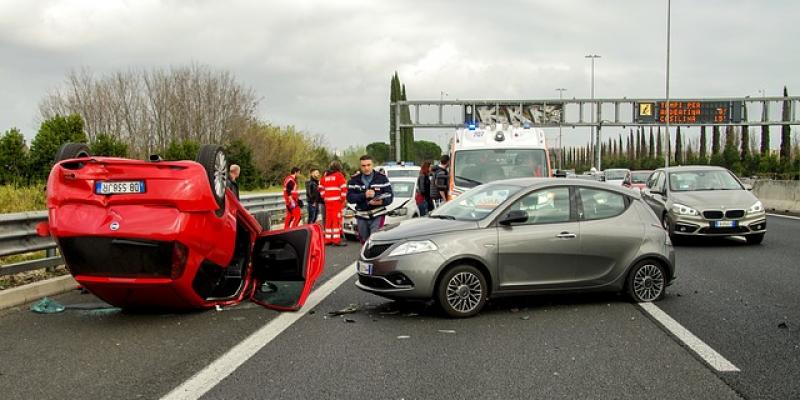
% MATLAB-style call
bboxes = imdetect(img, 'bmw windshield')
[669,170,743,191]
[453,149,548,188]
[430,184,522,221]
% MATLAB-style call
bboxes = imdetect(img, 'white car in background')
[343,176,420,241]
[378,164,421,178]
[603,168,630,186]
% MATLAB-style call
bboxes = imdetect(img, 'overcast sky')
[1,0,798,151]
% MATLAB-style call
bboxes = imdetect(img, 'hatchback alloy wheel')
[437,265,487,318]
[628,262,666,302]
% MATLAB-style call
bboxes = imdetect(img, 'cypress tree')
[760,97,770,155]
[740,125,750,160]
[699,126,707,161]
[674,126,683,164]
[389,72,400,158]
[712,126,721,155]
[780,86,791,163]
[649,127,655,159]
[400,84,414,161]
[656,127,663,158]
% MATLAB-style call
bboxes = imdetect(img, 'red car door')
[249,224,325,311]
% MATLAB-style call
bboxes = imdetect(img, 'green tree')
[226,139,259,190]
[28,114,87,181]
[649,127,655,159]
[412,140,442,164]
[722,125,741,173]
[0,128,28,184]
[674,127,683,164]
[656,127,663,160]
[163,139,200,161]
[90,133,129,157]
[366,142,391,164]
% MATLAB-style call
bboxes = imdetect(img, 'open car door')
[250,224,325,311]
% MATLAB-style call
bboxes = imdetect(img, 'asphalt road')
[1,215,798,399]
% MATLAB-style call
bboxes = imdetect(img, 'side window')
[646,171,660,189]
[655,172,666,192]
[508,187,571,225]
[579,188,628,220]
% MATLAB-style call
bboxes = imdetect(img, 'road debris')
[344,318,356,323]
[778,321,789,329]
[397,335,411,340]
[329,304,360,316]
[30,297,65,314]
[520,316,531,320]
[437,329,456,334]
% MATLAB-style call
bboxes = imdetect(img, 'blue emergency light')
[467,122,477,130]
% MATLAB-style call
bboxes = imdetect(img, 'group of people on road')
[277,154,400,246]
[414,154,450,217]
[231,152,451,246]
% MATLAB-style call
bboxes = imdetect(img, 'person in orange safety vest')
[282,167,302,229]
[319,161,348,246]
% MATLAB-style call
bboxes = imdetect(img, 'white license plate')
[712,220,736,228]
[357,261,373,275]
[95,181,145,195]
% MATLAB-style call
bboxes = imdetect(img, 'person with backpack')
[429,154,450,208]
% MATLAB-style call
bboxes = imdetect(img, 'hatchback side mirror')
[499,210,528,225]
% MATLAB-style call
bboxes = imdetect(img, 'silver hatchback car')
[355,179,676,317]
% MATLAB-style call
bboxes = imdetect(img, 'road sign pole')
[664,0,671,171]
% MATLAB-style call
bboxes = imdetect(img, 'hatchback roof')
[488,177,642,199]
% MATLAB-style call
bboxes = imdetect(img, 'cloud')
[0,0,798,151]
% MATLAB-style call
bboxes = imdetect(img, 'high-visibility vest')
[282,174,299,205]
[319,172,347,203]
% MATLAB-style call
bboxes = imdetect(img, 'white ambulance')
[448,123,551,199]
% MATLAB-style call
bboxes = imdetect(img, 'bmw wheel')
[196,144,227,217]
[627,260,667,302]
[436,265,487,318]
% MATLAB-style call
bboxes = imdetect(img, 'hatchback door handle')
[556,232,576,239]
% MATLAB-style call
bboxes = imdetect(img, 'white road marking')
[767,213,800,221]
[638,302,740,372]
[161,264,356,400]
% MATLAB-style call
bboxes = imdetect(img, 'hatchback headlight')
[671,203,699,216]
[388,240,438,257]
[747,200,764,214]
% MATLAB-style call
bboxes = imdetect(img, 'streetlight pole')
[555,88,567,170]
[664,0,671,171]
[586,54,601,171]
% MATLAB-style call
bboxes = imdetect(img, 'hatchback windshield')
[631,171,652,184]
[386,169,419,178]
[430,184,522,221]
[604,169,628,180]
[390,180,415,198]
[668,170,743,191]
[453,149,548,188]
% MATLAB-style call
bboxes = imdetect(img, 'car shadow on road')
[674,236,752,247]
[339,291,633,321]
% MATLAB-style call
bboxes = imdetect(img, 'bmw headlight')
[747,200,764,214]
[671,203,699,216]
[388,240,438,257]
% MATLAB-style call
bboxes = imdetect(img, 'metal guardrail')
[0,192,305,277]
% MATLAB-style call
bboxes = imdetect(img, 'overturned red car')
[38,143,324,311]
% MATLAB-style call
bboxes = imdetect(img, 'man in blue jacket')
[346,155,393,243]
